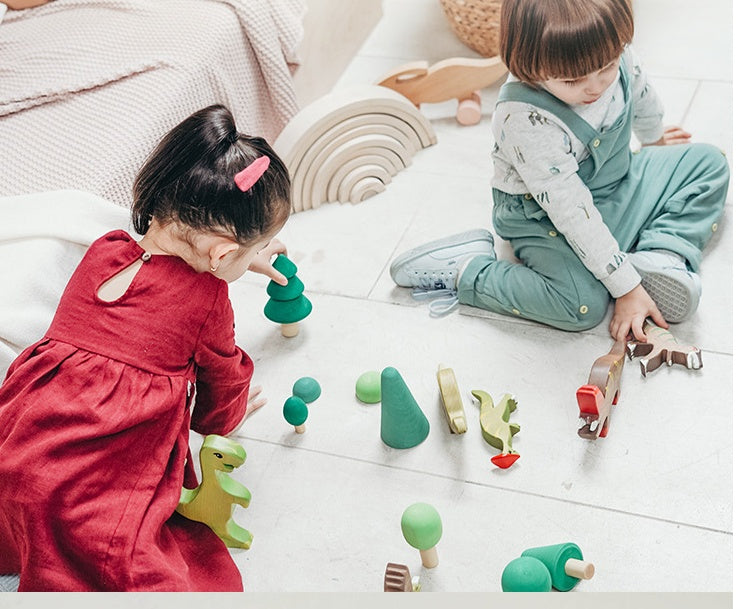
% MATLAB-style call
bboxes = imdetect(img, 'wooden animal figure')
[383,563,420,592]
[627,320,702,377]
[176,434,253,549]
[436,364,468,434]
[471,390,520,469]
[576,340,626,439]
[377,56,508,126]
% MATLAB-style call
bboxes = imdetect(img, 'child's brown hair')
[499,0,634,85]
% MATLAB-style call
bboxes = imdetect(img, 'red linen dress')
[0,230,252,591]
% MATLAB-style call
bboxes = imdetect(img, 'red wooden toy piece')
[576,340,626,439]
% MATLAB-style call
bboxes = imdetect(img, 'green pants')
[457,143,729,331]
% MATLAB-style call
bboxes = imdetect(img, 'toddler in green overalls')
[390,0,729,342]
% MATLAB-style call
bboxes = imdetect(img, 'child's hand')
[610,284,669,342]
[227,385,267,437]
[649,125,692,146]
[248,238,289,285]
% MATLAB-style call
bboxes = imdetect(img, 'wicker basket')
[439,0,503,58]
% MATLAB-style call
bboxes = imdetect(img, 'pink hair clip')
[234,155,270,192]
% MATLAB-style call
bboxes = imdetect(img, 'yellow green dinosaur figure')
[176,434,253,549]
[471,390,520,469]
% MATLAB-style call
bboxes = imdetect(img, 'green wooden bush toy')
[283,395,309,433]
[176,434,253,549]
[380,367,429,449]
[400,502,443,568]
[501,556,552,592]
[355,370,382,404]
[521,542,595,591]
[264,254,312,337]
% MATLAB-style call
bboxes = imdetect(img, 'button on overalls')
[457,57,729,331]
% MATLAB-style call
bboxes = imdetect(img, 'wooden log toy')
[273,85,436,213]
[383,563,420,592]
[576,339,626,440]
[264,254,312,337]
[436,364,468,433]
[471,390,520,468]
[627,319,702,377]
[501,556,552,592]
[521,542,595,592]
[283,396,308,433]
[377,56,508,126]
[176,434,253,549]
[401,503,443,568]
[380,367,430,449]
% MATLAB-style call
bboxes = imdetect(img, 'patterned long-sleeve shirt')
[491,45,664,297]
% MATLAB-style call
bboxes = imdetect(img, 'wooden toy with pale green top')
[436,364,467,434]
[471,390,520,468]
[400,502,443,568]
[176,434,253,549]
[627,319,702,376]
[264,254,312,337]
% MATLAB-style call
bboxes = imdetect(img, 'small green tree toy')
[264,254,312,337]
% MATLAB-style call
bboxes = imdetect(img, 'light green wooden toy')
[176,434,253,549]
[471,390,520,469]
[400,502,443,568]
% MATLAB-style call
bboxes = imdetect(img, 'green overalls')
[457,59,729,331]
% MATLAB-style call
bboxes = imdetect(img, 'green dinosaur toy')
[176,434,253,549]
[471,390,520,469]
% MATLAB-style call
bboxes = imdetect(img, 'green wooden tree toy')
[283,395,309,433]
[400,502,443,568]
[471,389,520,469]
[501,556,553,592]
[176,434,253,549]
[380,367,429,449]
[521,542,595,591]
[264,254,312,337]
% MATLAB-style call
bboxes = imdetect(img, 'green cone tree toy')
[380,367,429,449]
[264,254,312,337]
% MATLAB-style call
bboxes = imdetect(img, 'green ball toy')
[355,370,381,404]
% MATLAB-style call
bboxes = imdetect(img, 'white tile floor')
[218,0,733,593]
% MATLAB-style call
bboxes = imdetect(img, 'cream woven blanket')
[0,0,305,207]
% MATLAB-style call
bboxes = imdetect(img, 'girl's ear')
[208,238,240,271]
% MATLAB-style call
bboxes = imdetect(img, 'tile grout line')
[239,436,732,537]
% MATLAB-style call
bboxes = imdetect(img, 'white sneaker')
[628,250,701,323]
[390,229,495,289]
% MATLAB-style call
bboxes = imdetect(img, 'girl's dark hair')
[132,105,291,246]
[500,0,634,85]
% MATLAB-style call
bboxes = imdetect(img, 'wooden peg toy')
[377,56,508,125]
[383,563,420,592]
[400,503,443,568]
[283,396,308,433]
[471,390,520,468]
[264,254,312,337]
[176,434,253,549]
[520,542,595,592]
[627,319,702,377]
[436,364,467,433]
[576,339,626,439]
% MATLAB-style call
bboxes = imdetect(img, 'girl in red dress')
[0,105,292,591]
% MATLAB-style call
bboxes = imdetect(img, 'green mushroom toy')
[400,502,443,568]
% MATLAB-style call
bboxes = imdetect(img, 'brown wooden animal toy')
[576,340,626,439]
[471,390,520,468]
[377,56,508,125]
[627,320,702,377]
[176,434,253,549]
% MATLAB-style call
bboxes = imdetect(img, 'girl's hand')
[248,238,289,285]
[649,125,692,146]
[227,385,267,436]
[610,284,669,342]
